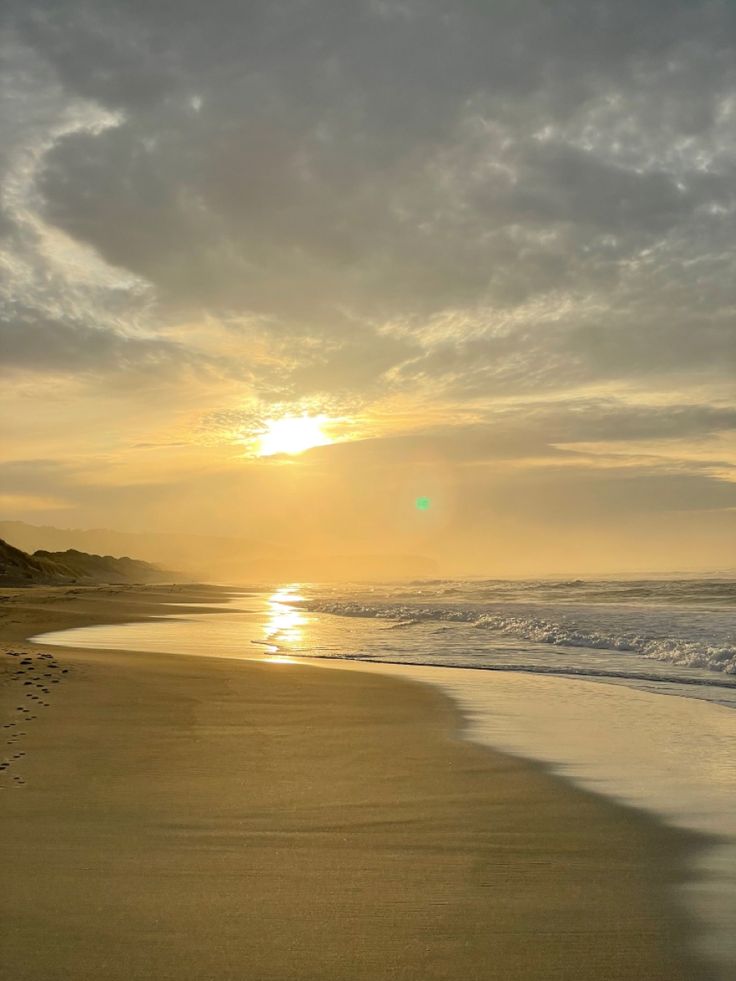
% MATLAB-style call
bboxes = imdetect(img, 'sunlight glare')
[264,586,307,652]
[257,415,331,456]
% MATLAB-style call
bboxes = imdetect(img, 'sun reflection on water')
[264,586,307,653]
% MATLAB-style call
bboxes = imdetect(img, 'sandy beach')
[0,585,711,980]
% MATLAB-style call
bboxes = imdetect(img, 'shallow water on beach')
[35,582,736,978]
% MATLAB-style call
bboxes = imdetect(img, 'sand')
[0,585,711,980]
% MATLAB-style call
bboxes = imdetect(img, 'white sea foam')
[304,598,736,675]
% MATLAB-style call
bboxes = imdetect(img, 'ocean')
[277,577,736,706]
[35,577,736,978]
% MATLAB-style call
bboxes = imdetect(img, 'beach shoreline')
[0,584,714,980]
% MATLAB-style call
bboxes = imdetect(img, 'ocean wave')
[303,601,736,675]
[472,613,736,675]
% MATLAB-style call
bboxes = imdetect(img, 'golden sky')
[1,0,735,575]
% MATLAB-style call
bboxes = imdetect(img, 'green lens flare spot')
[415,496,431,511]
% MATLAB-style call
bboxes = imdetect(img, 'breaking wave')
[303,600,736,675]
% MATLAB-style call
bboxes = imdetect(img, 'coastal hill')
[0,538,175,586]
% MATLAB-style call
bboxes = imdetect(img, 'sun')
[257,415,331,457]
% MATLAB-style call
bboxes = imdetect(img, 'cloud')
[0,314,187,376]
[294,399,736,467]
[1,0,734,565]
[0,35,165,381]
[4,0,728,401]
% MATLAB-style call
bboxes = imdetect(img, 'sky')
[1,0,735,576]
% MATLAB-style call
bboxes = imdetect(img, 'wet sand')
[0,585,710,980]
